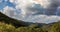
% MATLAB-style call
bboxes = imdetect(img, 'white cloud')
[9,0,15,3]
[12,0,60,23]
[2,6,15,17]
[15,0,34,17]
[33,0,50,8]
[15,0,43,17]
[1,6,60,23]
[14,0,51,17]
[0,0,60,24]
[27,15,60,23]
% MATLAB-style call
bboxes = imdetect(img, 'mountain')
[0,12,60,32]
[0,12,28,27]
[41,21,60,32]
[0,12,46,28]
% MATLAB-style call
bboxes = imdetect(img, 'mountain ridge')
[0,12,46,27]
[0,12,26,27]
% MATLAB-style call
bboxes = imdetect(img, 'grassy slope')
[0,12,26,27]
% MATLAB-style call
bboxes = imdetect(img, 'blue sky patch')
[0,0,16,10]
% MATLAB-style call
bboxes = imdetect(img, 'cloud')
[44,0,60,15]
[9,0,15,3]
[15,0,60,16]
[15,0,46,17]
[15,0,34,17]
[2,6,15,17]
[26,3,44,15]
[30,15,60,23]
[31,0,60,16]
[17,15,60,23]
[0,0,60,23]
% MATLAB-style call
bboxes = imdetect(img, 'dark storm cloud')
[26,0,60,16]
[26,3,44,15]
[45,0,60,16]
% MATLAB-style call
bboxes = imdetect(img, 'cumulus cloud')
[15,0,34,17]
[14,0,60,16]
[44,0,60,15]
[1,0,60,23]
[18,15,60,23]
[9,0,15,3]
[14,0,60,23]
[26,3,44,15]
[32,0,60,16]
[33,0,50,8]
[14,0,46,17]
[2,6,15,17]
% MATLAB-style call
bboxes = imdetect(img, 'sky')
[0,0,60,24]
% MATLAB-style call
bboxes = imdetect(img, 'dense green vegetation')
[0,12,31,27]
[0,22,43,32]
[0,21,60,32]
[0,12,60,32]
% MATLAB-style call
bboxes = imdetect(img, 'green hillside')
[41,21,60,32]
[0,12,60,32]
[0,12,28,27]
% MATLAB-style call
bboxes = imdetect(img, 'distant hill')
[0,12,60,32]
[0,12,28,27]
[41,21,60,32]
[0,12,45,27]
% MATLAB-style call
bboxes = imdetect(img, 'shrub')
[0,22,16,32]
